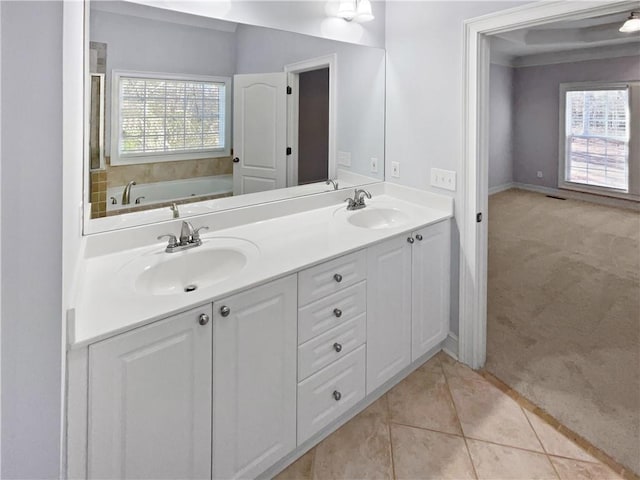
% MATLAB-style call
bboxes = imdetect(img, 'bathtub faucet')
[121,180,136,205]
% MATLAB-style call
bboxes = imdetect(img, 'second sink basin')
[118,237,259,296]
[335,205,410,230]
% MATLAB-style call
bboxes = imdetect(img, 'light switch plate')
[430,168,456,191]
[338,151,351,167]
[370,157,378,173]
[391,161,400,178]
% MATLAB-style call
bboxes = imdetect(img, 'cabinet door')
[366,235,413,394]
[88,305,213,480]
[412,220,451,361]
[213,275,297,480]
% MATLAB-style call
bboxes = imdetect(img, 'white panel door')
[233,73,287,195]
[411,220,451,361]
[87,305,213,480]
[213,275,297,480]
[366,235,413,394]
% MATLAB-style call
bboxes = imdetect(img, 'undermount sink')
[118,237,259,296]
[335,206,410,230]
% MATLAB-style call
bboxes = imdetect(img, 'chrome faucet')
[170,202,179,219]
[345,188,372,210]
[325,179,339,190]
[158,221,209,253]
[121,180,136,205]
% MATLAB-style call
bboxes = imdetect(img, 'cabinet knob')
[333,308,342,318]
[415,234,423,241]
[220,305,231,317]
[333,342,343,353]
[333,390,342,401]
[232,157,240,163]
[407,237,415,244]
[333,273,343,283]
[198,313,210,326]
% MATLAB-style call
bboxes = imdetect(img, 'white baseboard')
[488,182,515,195]
[442,332,458,360]
[513,182,640,211]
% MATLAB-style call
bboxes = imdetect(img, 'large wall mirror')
[85,1,385,231]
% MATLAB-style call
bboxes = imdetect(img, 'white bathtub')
[107,175,233,211]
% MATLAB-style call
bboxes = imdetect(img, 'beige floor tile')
[313,397,393,479]
[550,457,623,480]
[441,357,544,452]
[523,409,596,463]
[388,357,462,435]
[274,449,315,480]
[390,424,476,480]
[467,439,558,480]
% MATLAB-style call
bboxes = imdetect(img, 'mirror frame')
[82,0,385,235]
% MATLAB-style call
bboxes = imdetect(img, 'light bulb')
[620,12,640,33]
[337,0,357,21]
[355,0,374,23]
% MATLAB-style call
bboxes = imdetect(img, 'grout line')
[437,354,479,480]
[384,394,397,480]
[479,370,640,480]
[521,403,562,480]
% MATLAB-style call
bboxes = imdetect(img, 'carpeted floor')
[486,188,640,475]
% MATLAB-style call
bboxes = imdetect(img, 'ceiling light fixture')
[336,0,375,23]
[619,11,640,33]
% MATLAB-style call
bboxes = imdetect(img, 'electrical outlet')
[338,151,351,167]
[430,168,456,191]
[537,171,543,178]
[370,157,378,173]
[391,161,400,178]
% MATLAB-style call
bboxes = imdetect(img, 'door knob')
[333,390,342,401]
[333,273,343,283]
[232,157,240,163]
[198,313,210,326]
[407,237,415,244]
[333,342,343,353]
[220,305,231,317]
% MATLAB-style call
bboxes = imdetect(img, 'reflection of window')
[560,84,630,192]
[111,71,231,165]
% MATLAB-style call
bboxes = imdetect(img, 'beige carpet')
[486,189,640,475]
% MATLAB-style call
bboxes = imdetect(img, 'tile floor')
[275,352,623,480]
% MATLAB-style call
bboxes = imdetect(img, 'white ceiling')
[491,11,640,59]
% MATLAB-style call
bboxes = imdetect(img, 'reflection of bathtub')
[107,174,233,211]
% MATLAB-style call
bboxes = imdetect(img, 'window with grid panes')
[562,86,629,192]
[112,72,230,164]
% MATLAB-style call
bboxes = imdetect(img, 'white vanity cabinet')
[87,305,213,480]
[366,219,451,393]
[213,275,298,480]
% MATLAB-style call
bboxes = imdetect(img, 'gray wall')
[1,1,63,478]
[513,55,640,188]
[489,64,514,189]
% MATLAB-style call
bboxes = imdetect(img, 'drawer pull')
[407,237,415,244]
[333,273,343,283]
[198,313,210,326]
[333,342,343,353]
[415,234,423,241]
[220,305,231,317]
[333,390,342,401]
[333,308,342,318]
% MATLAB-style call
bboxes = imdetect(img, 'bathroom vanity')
[65,183,453,480]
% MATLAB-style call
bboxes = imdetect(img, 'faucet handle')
[157,234,178,248]
[193,226,209,241]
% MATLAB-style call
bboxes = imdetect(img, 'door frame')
[284,54,337,187]
[459,0,638,369]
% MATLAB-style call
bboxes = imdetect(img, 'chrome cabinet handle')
[220,306,231,317]
[407,237,415,244]
[333,308,342,318]
[415,234,423,241]
[333,273,343,283]
[198,313,210,326]
[333,342,343,353]
[333,390,342,401]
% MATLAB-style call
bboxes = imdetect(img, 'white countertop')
[69,183,453,348]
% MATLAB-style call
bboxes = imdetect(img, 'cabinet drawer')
[298,250,366,306]
[298,312,366,381]
[297,345,366,445]
[298,281,366,344]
